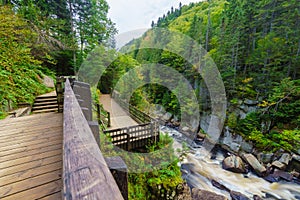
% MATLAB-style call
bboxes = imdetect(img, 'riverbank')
[161,126,300,200]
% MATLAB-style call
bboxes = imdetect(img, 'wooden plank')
[0,136,62,153]
[0,113,61,128]
[0,149,62,169]
[0,161,62,187]
[0,127,62,145]
[0,143,62,163]
[0,138,62,158]
[0,121,62,135]
[1,179,61,200]
[0,155,61,178]
[63,79,123,200]
[39,192,62,200]
[0,128,62,148]
[0,170,61,197]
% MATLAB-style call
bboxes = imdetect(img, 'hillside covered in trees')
[0,0,116,118]
[119,0,300,153]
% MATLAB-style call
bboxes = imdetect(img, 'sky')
[107,0,201,48]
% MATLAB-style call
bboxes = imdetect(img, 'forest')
[117,0,300,153]
[0,0,299,199]
[0,0,116,118]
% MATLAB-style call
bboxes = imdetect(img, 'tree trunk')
[68,0,77,75]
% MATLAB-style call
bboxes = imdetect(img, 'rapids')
[161,126,300,200]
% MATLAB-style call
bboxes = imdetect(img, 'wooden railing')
[104,122,159,151]
[63,79,123,200]
[96,103,111,128]
[112,92,153,124]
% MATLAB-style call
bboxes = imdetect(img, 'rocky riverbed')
[160,126,300,200]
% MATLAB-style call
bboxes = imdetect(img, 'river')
[160,126,300,200]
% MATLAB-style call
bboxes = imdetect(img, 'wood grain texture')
[63,79,123,200]
[0,112,63,200]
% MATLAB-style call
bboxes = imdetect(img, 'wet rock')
[222,155,247,174]
[182,127,190,132]
[221,127,256,153]
[200,114,210,133]
[257,153,274,164]
[264,174,280,183]
[197,133,206,140]
[253,195,263,200]
[271,161,286,170]
[288,154,300,173]
[242,154,266,176]
[162,112,173,121]
[211,180,230,192]
[291,170,300,179]
[191,188,228,200]
[279,153,291,166]
[273,170,293,182]
[175,183,192,200]
[230,191,250,200]
[240,141,253,153]
[264,170,293,182]
[244,99,259,106]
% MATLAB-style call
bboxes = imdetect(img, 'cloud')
[107,0,200,33]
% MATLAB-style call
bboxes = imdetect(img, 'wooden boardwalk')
[99,94,138,129]
[0,112,63,200]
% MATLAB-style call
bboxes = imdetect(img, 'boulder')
[242,154,266,176]
[221,128,242,153]
[230,191,250,200]
[253,195,263,200]
[190,118,199,133]
[257,153,274,164]
[271,161,286,170]
[291,170,300,178]
[264,174,280,183]
[175,183,192,200]
[273,170,293,182]
[279,153,291,166]
[244,99,259,106]
[211,180,230,192]
[222,155,247,174]
[162,112,172,121]
[191,188,228,200]
[182,127,190,132]
[240,141,253,153]
[264,170,293,182]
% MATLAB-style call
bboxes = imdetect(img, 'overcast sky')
[107,0,201,48]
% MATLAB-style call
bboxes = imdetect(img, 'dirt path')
[99,94,138,129]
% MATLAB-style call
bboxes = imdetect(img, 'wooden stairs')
[32,92,58,114]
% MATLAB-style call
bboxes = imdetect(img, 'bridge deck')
[99,94,138,129]
[0,112,62,200]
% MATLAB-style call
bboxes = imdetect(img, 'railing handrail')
[63,79,123,200]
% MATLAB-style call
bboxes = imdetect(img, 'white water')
[161,126,300,200]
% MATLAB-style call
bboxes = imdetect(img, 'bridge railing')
[112,91,155,124]
[63,79,124,200]
[104,122,159,151]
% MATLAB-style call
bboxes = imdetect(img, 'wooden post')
[126,128,130,151]
[107,112,111,127]
[88,121,100,147]
[97,104,101,123]
[56,77,64,113]
[104,156,128,200]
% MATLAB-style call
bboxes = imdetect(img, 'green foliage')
[227,112,238,129]
[247,129,300,153]
[100,133,183,200]
[122,0,300,154]
[0,6,53,118]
